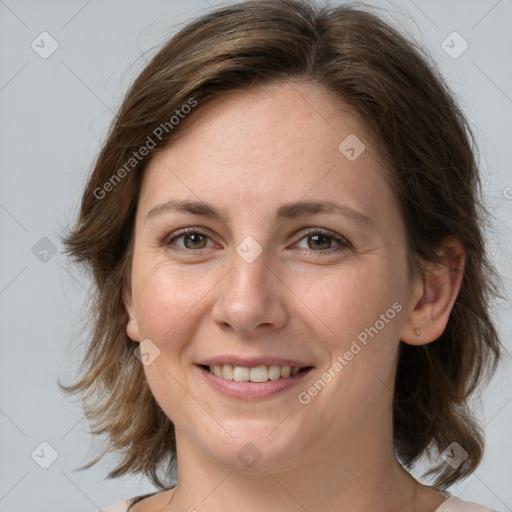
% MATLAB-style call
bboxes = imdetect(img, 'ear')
[400,237,465,346]
[123,285,141,342]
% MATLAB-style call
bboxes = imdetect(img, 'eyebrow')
[145,199,375,228]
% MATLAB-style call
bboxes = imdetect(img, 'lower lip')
[197,365,314,400]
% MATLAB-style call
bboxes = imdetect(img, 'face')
[124,81,417,471]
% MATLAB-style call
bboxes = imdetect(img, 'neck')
[170,421,430,512]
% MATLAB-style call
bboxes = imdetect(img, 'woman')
[60,1,503,511]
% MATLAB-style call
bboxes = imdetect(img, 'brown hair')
[60,0,503,491]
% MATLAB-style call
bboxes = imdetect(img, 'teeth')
[250,365,268,383]
[281,366,291,378]
[233,366,250,382]
[268,365,281,380]
[222,364,234,380]
[207,364,304,382]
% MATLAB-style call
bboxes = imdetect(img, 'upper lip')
[197,356,314,368]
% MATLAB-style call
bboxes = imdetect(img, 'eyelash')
[164,227,351,255]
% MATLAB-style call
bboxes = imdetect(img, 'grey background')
[0,0,511,511]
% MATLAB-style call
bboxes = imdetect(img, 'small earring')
[414,328,421,336]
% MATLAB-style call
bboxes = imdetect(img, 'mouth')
[199,363,314,383]
[196,361,315,400]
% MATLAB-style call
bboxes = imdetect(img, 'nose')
[211,248,289,337]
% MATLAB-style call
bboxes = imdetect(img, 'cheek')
[303,262,399,334]
[130,261,217,424]
[299,257,405,378]
[132,259,217,342]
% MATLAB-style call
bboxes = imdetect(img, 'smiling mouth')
[199,364,313,383]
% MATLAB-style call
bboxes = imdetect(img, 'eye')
[294,229,351,253]
[164,227,351,254]
[166,229,215,251]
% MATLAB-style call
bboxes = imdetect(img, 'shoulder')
[100,489,175,512]
[99,498,132,512]
[99,492,497,512]
[100,493,156,512]
[438,495,497,512]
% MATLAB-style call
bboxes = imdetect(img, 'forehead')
[138,80,394,223]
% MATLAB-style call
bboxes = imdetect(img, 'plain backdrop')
[0,1,511,511]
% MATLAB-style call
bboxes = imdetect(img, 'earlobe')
[400,237,465,346]
[123,287,141,342]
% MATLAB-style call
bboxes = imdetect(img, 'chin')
[197,420,309,471]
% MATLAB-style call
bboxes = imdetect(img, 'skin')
[124,80,465,512]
